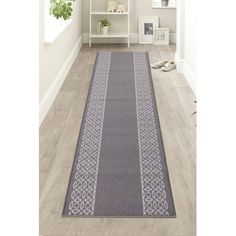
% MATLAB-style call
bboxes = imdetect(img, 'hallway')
[40,44,196,236]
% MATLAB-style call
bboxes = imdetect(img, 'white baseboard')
[130,33,138,44]
[39,35,83,126]
[175,52,184,73]
[170,33,176,44]
[183,62,197,95]
[175,52,196,95]
[83,33,176,44]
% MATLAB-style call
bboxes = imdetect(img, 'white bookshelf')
[89,0,130,47]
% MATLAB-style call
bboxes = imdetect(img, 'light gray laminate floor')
[40,44,196,236]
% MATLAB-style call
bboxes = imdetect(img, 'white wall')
[83,0,176,43]
[176,0,196,95]
[39,0,83,124]
[184,0,196,82]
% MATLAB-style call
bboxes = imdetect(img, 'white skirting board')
[39,35,83,126]
[175,52,184,72]
[83,33,176,44]
[175,52,197,96]
[183,62,197,96]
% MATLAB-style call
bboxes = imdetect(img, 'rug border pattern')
[65,52,111,216]
[134,52,170,216]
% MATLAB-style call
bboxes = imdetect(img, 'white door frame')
[175,0,185,73]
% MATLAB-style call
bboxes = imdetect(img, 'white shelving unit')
[89,0,130,47]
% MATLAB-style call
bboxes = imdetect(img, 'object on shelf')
[161,0,169,7]
[107,1,118,13]
[117,4,126,13]
[102,26,109,34]
[152,0,162,8]
[99,18,111,34]
[97,22,102,34]
[167,0,176,7]
[153,28,169,45]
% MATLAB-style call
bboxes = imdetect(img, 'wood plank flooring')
[40,44,196,236]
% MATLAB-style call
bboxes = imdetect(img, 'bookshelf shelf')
[90,33,129,38]
[90,11,129,15]
[152,7,176,9]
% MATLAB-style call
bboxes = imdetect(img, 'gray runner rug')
[63,52,176,217]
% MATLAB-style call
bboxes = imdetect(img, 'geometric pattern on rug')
[134,52,169,216]
[67,52,111,215]
[63,52,176,217]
